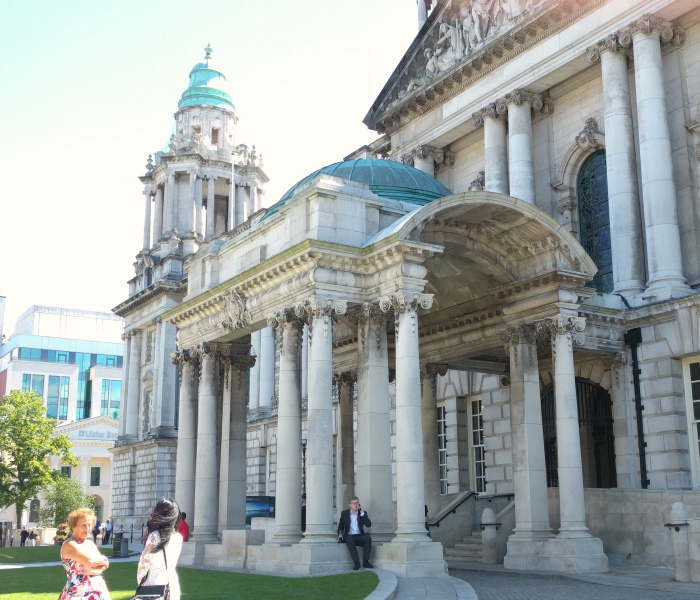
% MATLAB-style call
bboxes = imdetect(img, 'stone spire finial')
[145,154,154,172]
[204,43,212,59]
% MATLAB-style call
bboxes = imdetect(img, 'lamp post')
[301,432,307,495]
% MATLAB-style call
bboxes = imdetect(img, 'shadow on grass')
[0,562,379,600]
[0,546,112,564]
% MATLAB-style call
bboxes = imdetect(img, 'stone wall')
[110,447,135,522]
[133,440,177,519]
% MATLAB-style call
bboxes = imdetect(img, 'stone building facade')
[115,0,700,579]
[110,45,269,528]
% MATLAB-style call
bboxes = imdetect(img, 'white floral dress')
[137,531,183,600]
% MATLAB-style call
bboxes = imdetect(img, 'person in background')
[177,512,189,542]
[137,499,183,600]
[92,519,101,544]
[142,520,151,544]
[425,505,431,539]
[29,528,38,546]
[103,520,112,545]
[337,496,373,571]
[20,527,29,547]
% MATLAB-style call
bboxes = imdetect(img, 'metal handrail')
[664,522,689,532]
[431,491,476,528]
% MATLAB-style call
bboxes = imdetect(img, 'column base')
[642,280,693,302]
[254,541,357,575]
[374,539,447,578]
[178,530,265,569]
[505,535,608,573]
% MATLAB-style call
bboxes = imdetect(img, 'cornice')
[112,280,187,317]
[365,0,608,134]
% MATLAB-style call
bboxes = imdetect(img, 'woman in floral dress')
[59,508,111,600]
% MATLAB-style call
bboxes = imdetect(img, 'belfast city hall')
[111,0,700,578]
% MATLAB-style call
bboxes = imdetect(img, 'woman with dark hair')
[136,498,183,600]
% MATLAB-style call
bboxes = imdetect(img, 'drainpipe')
[624,327,649,489]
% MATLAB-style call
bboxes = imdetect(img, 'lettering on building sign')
[77,430,118,440]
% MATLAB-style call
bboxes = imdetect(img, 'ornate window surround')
[551,118,606,239]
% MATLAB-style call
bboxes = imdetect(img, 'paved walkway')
[394,574,477,599]
[449,562,700,600]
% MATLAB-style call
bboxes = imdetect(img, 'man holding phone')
[337,496,374,570]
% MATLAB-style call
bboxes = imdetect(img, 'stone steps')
[443,530,483,562]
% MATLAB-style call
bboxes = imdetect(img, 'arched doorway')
[541,378,617,488]
[578,150,612,293]
[93,495,103,523]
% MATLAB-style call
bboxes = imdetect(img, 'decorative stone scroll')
[220,353,257,390]
[500,324,536,367]
[379,292,433,340]
[575,118,601,152]
[266,307,303,353]
[420,362,448,383]
[602,351,627,387]
[333,370,357,388]
[347,302,387,351]
[472,90,552,126]
[536,315,586,356]
[294,298,347,343]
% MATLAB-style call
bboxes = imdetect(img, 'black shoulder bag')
[132,547,170,600]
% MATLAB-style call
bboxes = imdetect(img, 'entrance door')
[540,378,617,488]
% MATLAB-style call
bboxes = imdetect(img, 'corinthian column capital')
[536,315,586,354]
[420,362,448,383]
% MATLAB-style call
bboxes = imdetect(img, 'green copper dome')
[262,159,452,220]
[178,44,235,112]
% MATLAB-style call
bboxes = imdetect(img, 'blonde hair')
[67,508,95,530]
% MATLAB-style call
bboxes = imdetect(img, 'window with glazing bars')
[437,405,448,495]
[471,398,485,493]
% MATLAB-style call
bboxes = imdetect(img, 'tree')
[0,390,77,527]
[39,474,94,527]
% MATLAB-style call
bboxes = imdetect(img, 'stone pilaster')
[420,363,447,520]
[142,186,154,251]
[473,102,509,194]
[152,187,163,246]
[187,168,199,238]
[334,370,356,522]
[505,89,538,204]
[205,176,216,241]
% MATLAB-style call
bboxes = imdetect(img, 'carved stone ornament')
[379,292,433,341]
[559,196,577,215]
[536,315,586,356]
[295,298,347,343]
[602,351,627,387]
[469,171,485,191]
[586,31,632,63]
[223,291,252,331]
[420,362,448,383]
[333,370,357,389]
[348,302,386,351]
[575,118,600,152]
[500,324,537,366]
[266,308,303,353]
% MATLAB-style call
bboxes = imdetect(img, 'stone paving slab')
[394,575,478,599]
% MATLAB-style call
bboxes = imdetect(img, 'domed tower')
[110,45,269,528]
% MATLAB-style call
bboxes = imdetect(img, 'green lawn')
[0,562,379,599]
[0,546,112,564]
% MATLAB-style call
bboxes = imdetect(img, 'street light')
[301,432,307,495]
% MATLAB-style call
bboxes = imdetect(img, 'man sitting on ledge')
[337,496,374,570]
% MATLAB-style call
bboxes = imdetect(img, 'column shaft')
[484,116,509,194]
[153,321,177,437]
[507,100,536,203]
[249,331,262,412]
[219,360,249,531]
[195,177,203,238]
[421,367,442,520]
[118,336,131,438]
[356,313,394,538]
[192,346,219,539]
[503,326,552,538]
[336,375,355,522]
[164,172,176,235]
[188,171,198,237]
[600,49,645,294]
[142,190,152,250]
[235,184,248,226]
[259,327,276,409]
[413,156,434,176]
[175,357,198,523]
[153,187,163,243]
[301,325,309,401]
[249,185,258,216]
[227,179,235,231]
[394,307,427,540]
[271,322,303,542]
[206,177,216,241]
[302,311,336,541]
[125,330,142,439]
[633,29,687,291]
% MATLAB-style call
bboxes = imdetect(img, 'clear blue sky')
[0,0,417,333]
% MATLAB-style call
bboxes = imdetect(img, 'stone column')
[506,90,536,204]
[118,334,131,438]
[249,185,258,216]
[80,456,90,487]
[153,187,163,243]
[205,176,216,241]
[381,293,433,540]
[227,179,235,231]
[153,320,177,437]
[301,325,309,401]
[259,327,276,409]
[587,36,645,294]
[142,188,153,251]
[354,304,394,539]
[473,103,508,194]
[500,325,552,540]
[125,330,142,440]
[537,316,589,537]
[421,363,446,520]
[411,145,439,177]
[335,371,356,521]
[188,169,199,238]
[249,331,262,412]
[219,353,255,532]
[235,183,248,226]
[300,300,346,542]
[164,171,176,235]
[192,343,219,540]
[604,351,639,489]
[173,351,198,522]
[195,177,203,238]
[631,17,689,295]
[268,312,303,542]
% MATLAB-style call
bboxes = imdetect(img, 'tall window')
[22,374,45,398]
[100,380,122,419]
[61,466,71,478]
[437,404,448,494]
[578,150,612,293]
[684,358,700,486]
[90,467,101,487]
[59,377,69,421]
[47,376,60,419]
[469,397,486,493]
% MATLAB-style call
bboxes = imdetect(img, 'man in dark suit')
[337,496,374,570]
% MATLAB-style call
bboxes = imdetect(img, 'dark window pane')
[32,375,45,398]
[90,467,100,487]
[47,376,59,420]
[22,374,31,392]
[61,466,71,478]
[694,401,700,422]
[59,377,69,420]
[691,362,700,381]
[693,382,700,401]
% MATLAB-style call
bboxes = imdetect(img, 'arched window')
[577,150,612,293]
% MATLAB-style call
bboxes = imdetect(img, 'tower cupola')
[178,44,235,112]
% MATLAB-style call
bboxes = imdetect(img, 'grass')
[0,546,112,564]
[0,562,379,599]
